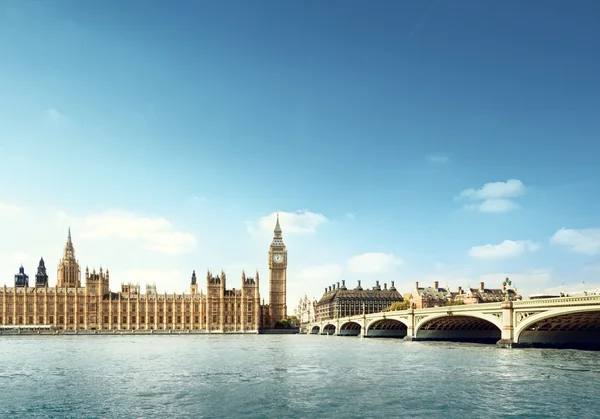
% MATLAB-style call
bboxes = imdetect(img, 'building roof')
[317,287,403,305]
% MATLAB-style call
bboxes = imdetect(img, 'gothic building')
[0,218,288,332]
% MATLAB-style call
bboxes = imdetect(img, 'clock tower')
[268,214,287,327]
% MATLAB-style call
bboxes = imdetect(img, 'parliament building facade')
[0,218,288,332]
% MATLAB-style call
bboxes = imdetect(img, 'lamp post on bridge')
[503,277,512,302]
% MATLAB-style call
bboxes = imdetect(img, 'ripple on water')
[1,336,600,418]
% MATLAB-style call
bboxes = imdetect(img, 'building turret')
[35,257,49,288]
[14,265,29,287]
[190,270,198,295]
[57,227,81,288]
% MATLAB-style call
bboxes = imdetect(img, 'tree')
[445,299,465,306]
[383,300,411,312]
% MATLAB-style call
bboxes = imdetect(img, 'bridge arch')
[339,321,362,336]
[366,318,408,338]
[415,313,502,343]
[515,306,600,349]
[322,323,336,335]
[310,325,320,334]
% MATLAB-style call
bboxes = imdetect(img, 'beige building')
[0,219,288,332]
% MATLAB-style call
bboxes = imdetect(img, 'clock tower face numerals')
[273,253,284,264]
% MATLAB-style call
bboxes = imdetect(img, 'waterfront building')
[457,281,522,304]
[411,281,522,309]
[315,280,403,321]
[0,219,288,332]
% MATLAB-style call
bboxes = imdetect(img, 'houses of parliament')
[0,217,288,332]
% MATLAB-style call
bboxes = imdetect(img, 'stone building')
[315,279,403,321]
[411,281,522,309]
[411,281,454,309]
[0,220,288,332]
[456,281,522,304]
[295,294,317,333]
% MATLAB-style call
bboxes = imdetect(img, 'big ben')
[268,214,287,327]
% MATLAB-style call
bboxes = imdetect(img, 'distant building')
[315,280,403,321]
[295,295,317,332]
[458,281,522,304]
[411,281,453,309]
[412,281,522,309]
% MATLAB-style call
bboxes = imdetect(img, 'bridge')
[307,295,600,348]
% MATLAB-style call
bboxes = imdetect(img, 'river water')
[1,335,599,418]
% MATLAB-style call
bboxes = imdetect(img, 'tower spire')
[274,213,282,237]
[68,227,72,244]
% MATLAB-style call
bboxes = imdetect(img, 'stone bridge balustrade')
[307,295,600,348]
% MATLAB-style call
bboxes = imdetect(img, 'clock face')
[273,253,284,263]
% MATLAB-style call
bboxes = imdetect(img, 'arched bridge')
[308,295,600,348]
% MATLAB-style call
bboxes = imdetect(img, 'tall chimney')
[376,280,379,286]
[328,286,331,292]
[479,281,484,291]
[324,287,327,293]
[358,280,361,287]
[391,281,395,288]
[384,283,388,290]
[458,286,463,294]
[434,281,439,290]
[337,281,340,289]
[415,281,419,289]
[342,280,345,287]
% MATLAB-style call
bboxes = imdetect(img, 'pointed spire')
[68,227,72,243]
[273,212,283,240]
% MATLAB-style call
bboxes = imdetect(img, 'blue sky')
[1,0,599,308]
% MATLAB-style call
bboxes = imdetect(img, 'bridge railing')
[513,295,600,307]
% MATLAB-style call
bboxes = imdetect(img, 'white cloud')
[457,179,526,213]
[427,154,449,164]
[296,264,343,282]
[468,240,540,259]
[464,198,519,213]
[345,212,355,220]
[246,210,328,236]
[0,202,23,217]
[550,228,600,255]
[44,108,68,125]
[9,252,30,262]
[479,270,551,287]
[72,210,197,255]
[346,252,403,274]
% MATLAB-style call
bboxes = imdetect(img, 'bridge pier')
[496,301,516,348]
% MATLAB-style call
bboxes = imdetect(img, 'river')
[1,335,598,418]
